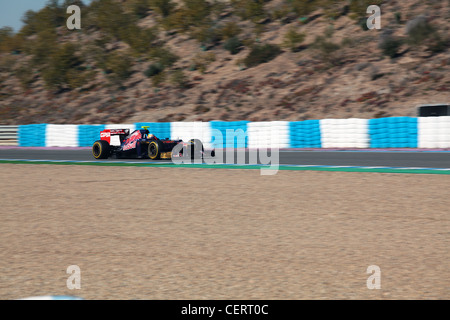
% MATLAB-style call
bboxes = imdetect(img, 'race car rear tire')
[148,140,163,160]
[92,140,110,159]
[189,139,204,160]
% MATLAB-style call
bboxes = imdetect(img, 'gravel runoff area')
[0,164,448,300]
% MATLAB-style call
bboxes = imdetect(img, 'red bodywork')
[100,129,130,145]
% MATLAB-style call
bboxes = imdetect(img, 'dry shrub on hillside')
[244,44,282,68]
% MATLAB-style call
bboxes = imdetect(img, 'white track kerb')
[171,127,279,175]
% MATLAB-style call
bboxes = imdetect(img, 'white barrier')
[247,121,290,149]
[418,116,450,148]
[170,122,213,149]
[45,124,79,147]
[320,119,369,148]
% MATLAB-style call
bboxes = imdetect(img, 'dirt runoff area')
[0,164,448,300]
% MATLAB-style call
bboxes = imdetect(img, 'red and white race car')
[92,127,212,160]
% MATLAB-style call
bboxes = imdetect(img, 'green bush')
[170,69,189,88]
[220,21,241,40]
[289,0,320,16]
[144,62,164,77]
[428,35,448,54]
[191,24,222,47]
[149,0,176,17]
[271,5,291,21]
[0,27,16,53]
[242,37,255,48]
[151,71,166,87]
[324,3,347,20]
[224,36,242,54]
[312,36,341,64]
[0,27,13,43]
[341,37,356,47]
[231,0,266,22]
[244,44,282,68]
[108,53,133,79]
[406,17,449,53]
[183,0,211,21]
[42,43,85,90]
[282,27,305,52]
[254,23,266,38]
[19,2,65,36]
[96,52,134,87]
[15,64,35,89]
[164,0,212,32]
[407,18,432,46]
[0,55,17,73]
[149,47,179,67]
[27,30,58,67]
[89,0,137,40]
[86,43,110,72]
[121,26,157,54]
[407,19,438,47]
[349,0,383,20]
[324,25,334,38]
[380,36,402,58]
[190,52,216,73]
[19,10,40,35]
[129,0,151,18]
[210,0,227,18]
[358,17,369,31]
[66,69,96,90]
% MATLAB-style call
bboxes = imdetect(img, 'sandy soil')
[0,164,448,300]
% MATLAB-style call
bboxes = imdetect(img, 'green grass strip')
[1,159,450,175]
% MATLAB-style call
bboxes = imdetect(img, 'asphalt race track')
[0,148,450,168]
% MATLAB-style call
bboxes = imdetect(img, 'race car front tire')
[92,140,110,159]
[148,140,163,160]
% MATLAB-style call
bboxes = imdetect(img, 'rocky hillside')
[0,0,449,125]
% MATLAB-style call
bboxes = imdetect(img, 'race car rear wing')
[100,129,130,145]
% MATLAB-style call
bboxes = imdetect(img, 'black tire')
[189,139,204,160]
[92,140,110,159]
[148,140,163,160]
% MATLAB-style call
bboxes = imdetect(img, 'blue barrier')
[18,124,47,147]
[289,120,322,148]
[135,122,171,140]
[78,125,106,147]
[369,117,418,148]
[210,121,249,148]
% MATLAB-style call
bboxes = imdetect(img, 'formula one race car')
[92,126,210,160]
